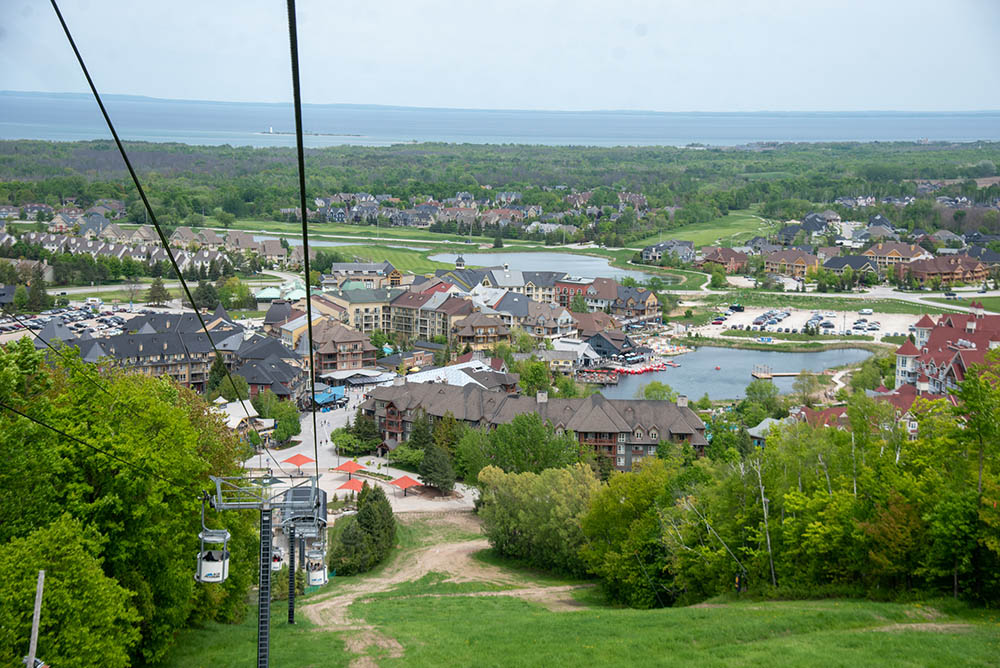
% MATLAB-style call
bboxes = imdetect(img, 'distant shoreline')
[257,130,363,137]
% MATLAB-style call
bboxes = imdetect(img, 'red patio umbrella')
[282,453,315,474]
[338,478,365,492]
[334,460,365,480]
[390,475,422,497]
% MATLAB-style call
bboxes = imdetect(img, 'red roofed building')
[895,309,1000,394]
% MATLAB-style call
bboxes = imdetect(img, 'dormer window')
[650,430,658,440]
[635,429,643,439]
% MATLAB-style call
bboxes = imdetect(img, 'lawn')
[225,219,494,245]
[925,296,1000,313]
[331,245,452,274]
[722,329,876,342]
[155,511,1000,668]
[355,595,996,668]
[632,209,777,248]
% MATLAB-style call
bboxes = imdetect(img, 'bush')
[387,443,424,470]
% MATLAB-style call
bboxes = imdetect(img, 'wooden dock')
[751,364,800,379]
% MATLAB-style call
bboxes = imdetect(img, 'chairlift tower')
[200,473,325,668]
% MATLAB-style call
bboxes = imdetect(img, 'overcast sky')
[2,0,998,112]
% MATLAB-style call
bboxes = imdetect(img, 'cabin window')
[634,429,643,439]
[650,430,658,440]
[616,457,625,467]
[617,433,626,443]
[556,428,564,436]
[617,444,624,454]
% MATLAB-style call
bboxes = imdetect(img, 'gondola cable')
[48,0,289,476]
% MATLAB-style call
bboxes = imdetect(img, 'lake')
[4,92,999,147]
[599,346,872,401]
[428,251,654,282]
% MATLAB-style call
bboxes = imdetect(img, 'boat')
[715,366,721,370]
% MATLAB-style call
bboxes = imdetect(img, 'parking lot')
[697,306,921,342]
[0,304,146,345]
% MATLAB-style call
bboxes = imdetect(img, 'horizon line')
[3,90,999,116]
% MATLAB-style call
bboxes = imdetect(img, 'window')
[617,444,624,454]
[617,433,626,443]
[616,456,624,467]
[650,430,658,440]
[634,429,643,440]
[649,446,657,456]
[556,428,564,436]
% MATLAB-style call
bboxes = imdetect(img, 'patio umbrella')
[282,453,315,475]
[338,478,364,492]
[334,460,365,480]
[390,475,422,497]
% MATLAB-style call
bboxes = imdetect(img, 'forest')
[2,140,1000,243]
[0,338,258,667]
[476,351,1000,609]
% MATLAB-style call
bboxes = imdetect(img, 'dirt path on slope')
[301,512,589,667]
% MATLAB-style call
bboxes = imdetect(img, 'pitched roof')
[895,340,920,356]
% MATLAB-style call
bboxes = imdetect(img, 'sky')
[1,0,999,112]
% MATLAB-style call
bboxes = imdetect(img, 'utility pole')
[26,570,44,668]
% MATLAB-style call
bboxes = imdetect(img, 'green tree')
[569,293,589,313]
[518,359,551,396]
[408,411,433,451]
[419,444,456,494]
[12,284,27,311]
[792,371,822,407]
[0,516,141,668]
[356,483,396,561]
[213,373,249,402]
[478,463,601,575]
[639,380,678,401]
[349,407,381,449]
[205,355,227,396]
[192,280,219,310]
[493,235,503,248]
[433,411,463,456]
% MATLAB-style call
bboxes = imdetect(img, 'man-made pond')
[428,252,658,282]
[599,346,872,401]
[253,235,428,251]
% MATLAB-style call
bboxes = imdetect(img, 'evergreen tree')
[26,267,50,311]
[145,277,170,306]
[433,411,462,456]
[356,483,396,561]
[192,280,219,310]
[419,445,455,494]
[328,518,373,575]
[206,355,227,395]
[350,407,381,448]
[408,411,433,451]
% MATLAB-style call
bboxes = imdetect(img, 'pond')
[599,346,873,401]
[427,251,659,282]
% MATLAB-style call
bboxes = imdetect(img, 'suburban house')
[361,384,706,471]
[492,292,576,341]
[641,239,694,264]
[701,247,749,273]
[170,226,199,248]
[260,239,287,264]
[320,261,402,289]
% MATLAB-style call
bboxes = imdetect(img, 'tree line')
[476,352,1000,608]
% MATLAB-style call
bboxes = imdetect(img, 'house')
[900,255,988,285]
[822,255,880,276]
[79,214,111,239]
[377,349,435,372]
[130,225,158,244]
[966,245,1000,266]
[418,294,475,342]
[763,249,820,277]
[701,247,748,273]
[197,229,224,250]
[860,242,931,271]
[169,226,198,248]
[452,312,511,351]
[46,214,75,234]
[226,230,260,254]
[572,311,621,339]
[775,224,804,245]
[260,239,287,264]
[641,240,694,264]
[748,417,793,448]
[288,245,317,267]
[362,384,706,471]
[492,293,575,341]
[99,223,127,243]
[234,357,303,400]
[816,246,841,262]
[586,330,634,358]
